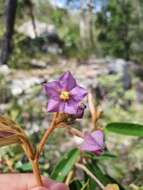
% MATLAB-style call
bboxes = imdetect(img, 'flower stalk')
[32,113,60,186]
[88,92,102,130]
[31,159,43,186]
[35,113,58,160]
[68,126,84,138]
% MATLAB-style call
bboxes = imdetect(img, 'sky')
[50,0,67,8]
[49,0,103,11]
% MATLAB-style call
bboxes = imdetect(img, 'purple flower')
[44,71,87,115]
[80,130,104,156]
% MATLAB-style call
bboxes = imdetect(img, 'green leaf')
[51,148,80,182]
[84,151,117,160]
[84,177,96,190]
[15,162,32,172]
[81,180,90,190]
[106,122,143,136]
[87,178,96,190]
[86,161,126,190]
[69,180,82,190]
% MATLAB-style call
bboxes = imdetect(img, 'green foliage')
[0,74,11,103]
[50,8,67,27]
[106,122,143,136]
[51,148,80,182]
[61,25,79,56]
[15,162,32,172]
[86,161,126,190]
[96,0,143,63]
[84,151,117,160]
[69,180,82,190]
[97,0,132,59]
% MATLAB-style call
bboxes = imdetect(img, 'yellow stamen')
[60,91,70,101]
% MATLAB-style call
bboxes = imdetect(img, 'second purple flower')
[80,130,105,156]
[44,71,87,115]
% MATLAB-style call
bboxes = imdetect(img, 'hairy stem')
[60,123,84,138]
[20,136,43,186]
[35,113,58,160]
[31,159,43,186]
[68,127,84,138]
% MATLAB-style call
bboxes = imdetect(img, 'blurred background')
[0,0,143,189]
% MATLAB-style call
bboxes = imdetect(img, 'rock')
[121,64,132,90]
[0,104,8,114]
[135,81,143,103]
[43,43,62,54]
[17,20,63,55]
[17,20,56,39]
[10,77,45,96]
[0,65,11,75]
[131,63,143,80]
[107,58,127,74]
[30,59,47,68]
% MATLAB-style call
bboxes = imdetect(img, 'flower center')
[60,91,70,101]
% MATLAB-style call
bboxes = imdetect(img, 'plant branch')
[60,122,84,138]
[75,163,105,190]
[88,92,102,130]
[68,127,84,138]
[65,170,74,185]
[31,159,43,186]
[35,113,58,160]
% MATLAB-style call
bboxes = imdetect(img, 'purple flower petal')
[91,130,104,146]
[70,86,87,101]
[44,71,87,114]
[48,99,66,113]
[64,99,79,114]
[44,81,61,100]
[58,101,66,113]
[80,130,104,155]
[59,71,76,91]
[47,99,60,112]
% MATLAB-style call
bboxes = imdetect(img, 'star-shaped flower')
[44,71,87,115]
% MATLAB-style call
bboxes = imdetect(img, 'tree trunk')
[87,0,94,47]
[122,0,130,60]
[0,0,17,65]
[79,0,87,48]
[25,0,37,38]
[79,0,94,49]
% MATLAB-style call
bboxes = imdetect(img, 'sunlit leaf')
[51,148,80,182]
[106,122,143,136]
